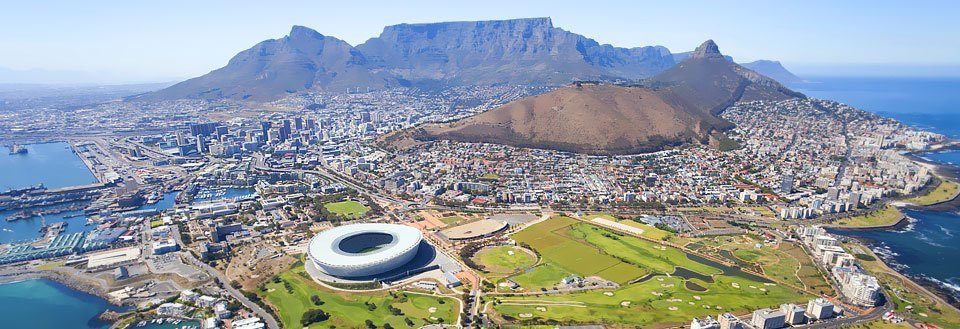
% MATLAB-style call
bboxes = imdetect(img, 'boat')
[8,144,27,155]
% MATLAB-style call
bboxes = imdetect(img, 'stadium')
[307,223,423,278]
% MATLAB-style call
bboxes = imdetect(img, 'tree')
[365,319,377,329]
[301,309,330,326]
[311,294,324,305]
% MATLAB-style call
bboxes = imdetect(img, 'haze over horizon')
[2,0,960,84]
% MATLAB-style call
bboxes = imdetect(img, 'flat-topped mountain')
[401,40,805,155]
[143,18,801,102]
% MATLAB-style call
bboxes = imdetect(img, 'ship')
[8,144,27,155]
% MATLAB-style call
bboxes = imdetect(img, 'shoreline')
[0,269,126,308]
[844,235,960,315]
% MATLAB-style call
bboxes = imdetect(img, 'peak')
[690,39,723,59]
[289,25,322,39]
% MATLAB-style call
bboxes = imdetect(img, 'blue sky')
[1,0,958,83]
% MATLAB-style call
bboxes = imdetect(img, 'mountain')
[356,17,675,86]
[650,40,804,115]
[740,60,803,85]
[146,19,802,103]
[147,26,398,101]
[146,18,678,101]
[672,53,803,86]
[405,84,730,155]
[395,40,804,155]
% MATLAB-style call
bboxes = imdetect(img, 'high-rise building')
[280,119,292,141]
[827,187,840,201]
[196,135,206,155]
[848,191,862,207]
[189,122,219,137]
[294,117,303,131]
[780,174,794,194]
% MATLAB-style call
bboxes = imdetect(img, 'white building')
[842,272,882,307]
[806,298,834,320]
[751,308,786,329]
[690,315,720,329]
[780,303,806,325]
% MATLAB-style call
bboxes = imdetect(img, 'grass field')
[693,235,833,295]
[511,216,649,285]
[903,178,959,206]
[475,246,537,274]
[439,216,465,225]
[834,205,903,227]
[323,200,370,219]
[495,271,805,326]
[494,217,812,326]
[260,263,457,328]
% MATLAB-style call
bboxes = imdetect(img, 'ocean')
[0,142,181,329]
[0,279,125,329]
[798,76,960,301]
[0,142,98,189]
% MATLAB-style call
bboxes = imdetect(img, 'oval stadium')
[307,223,423,278]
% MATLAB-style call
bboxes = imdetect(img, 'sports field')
[323,200,370,219]
[259,263,457,328]
[475,246,537,274]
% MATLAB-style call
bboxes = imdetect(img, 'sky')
[1,0,959,84]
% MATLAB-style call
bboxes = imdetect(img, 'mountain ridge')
[396,40,805,155]
[145,18,802,102]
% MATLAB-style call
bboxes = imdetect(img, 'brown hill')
[412,84,732,155]
[393,40,804,155]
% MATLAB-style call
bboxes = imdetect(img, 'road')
[172,225,280,329]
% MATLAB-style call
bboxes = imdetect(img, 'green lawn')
[508,263,572,291]
[835,205,903,227]
[495,272,805,326]
[324,200,370,219]
[439,216,465,225]
[260,264,457,328]
[494,217,812,326]
[511,217,649,284]
[903,178,959,205]
[475,246,537,274]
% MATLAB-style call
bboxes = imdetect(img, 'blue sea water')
[801,76,960,298]
[0,142,98,189]
[0,279,126,329]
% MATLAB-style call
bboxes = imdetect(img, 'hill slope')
[740,60,804,85]
[651,40,804,114]
[413,84,730,155]
[403,40,804,155]
[147,26,397,101]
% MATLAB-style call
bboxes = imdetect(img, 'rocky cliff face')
[146,19,800,102]
[147,18,676,101]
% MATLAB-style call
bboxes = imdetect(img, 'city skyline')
[2,0,960,84]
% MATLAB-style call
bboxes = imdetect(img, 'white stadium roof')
[307,223,422,277]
